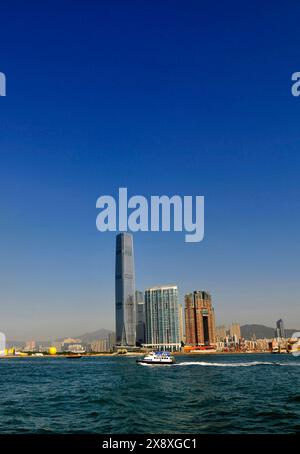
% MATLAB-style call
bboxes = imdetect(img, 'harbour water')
[0,353,299,434]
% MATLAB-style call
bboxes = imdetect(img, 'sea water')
[0,353,299,434]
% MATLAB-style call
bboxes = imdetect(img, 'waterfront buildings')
[52,341,62,353]
[61,338,80,351]
[185,291,216,346]
[216,325,227,340]
[230,323,241,340]
[178,303,184,344]
[144,285,181,351]
[136,290,146,345]
[61,338,84,353]
[275,319,285,338]
[91,339,108,352]
[24,340,36,352]
[108,332,116,351]
[115,233,136,346]
[63,342,85,353]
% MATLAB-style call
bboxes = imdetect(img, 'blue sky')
[0,1,299,340]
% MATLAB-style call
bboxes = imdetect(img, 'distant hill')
[241,324,298,339]
[56,328,114,344]
[76,328,114,343]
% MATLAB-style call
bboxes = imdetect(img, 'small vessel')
[136,351,175,365]
[65,353,82,359]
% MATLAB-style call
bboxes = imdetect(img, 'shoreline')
[1,351,278,359]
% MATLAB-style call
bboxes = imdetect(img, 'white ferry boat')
[136,351,175,365]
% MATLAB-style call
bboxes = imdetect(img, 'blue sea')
[0,354,299,434]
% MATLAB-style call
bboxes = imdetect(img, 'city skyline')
[2,226,299,342]
[2,230,298,341]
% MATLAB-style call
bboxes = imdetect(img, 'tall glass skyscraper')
[115,233,136,346]
[145,285,180,351]
[275,319,285,339]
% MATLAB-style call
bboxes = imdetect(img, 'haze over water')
[0,354,299,434]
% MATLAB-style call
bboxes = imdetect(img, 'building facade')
[178,303,184,344]
[108,332,116,351]
[145,285,180,351]
[24,340,36,352]
[136,290,146,345]
[115,233,136,346]
[275,319,285,339]
[185,291,216,346]
[91,339,108,352]
[230,323,241,340]
[216,325,227,341]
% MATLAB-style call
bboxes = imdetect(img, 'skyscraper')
[178,303,184,344]
[230,323,241,340]
[185,291,216,346]
[275,319,285,339]
[108,332,116,351]
[115,233,136,346]
[144,285,180,351]
[136,290,146,345]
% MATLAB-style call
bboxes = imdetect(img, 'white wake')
[177,361,300,367]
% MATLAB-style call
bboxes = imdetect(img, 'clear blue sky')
[0,1,299,340]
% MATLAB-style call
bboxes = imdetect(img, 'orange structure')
[185,291,216,346]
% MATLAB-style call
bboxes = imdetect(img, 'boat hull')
[136,359,175,365]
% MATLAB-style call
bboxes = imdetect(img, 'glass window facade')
[145,286,180,349]
[115,233,136,346]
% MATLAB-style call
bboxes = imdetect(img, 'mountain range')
[240,324,298,340]
[55,328,114,344]
[66,324,299,342]
[7,324,299,346]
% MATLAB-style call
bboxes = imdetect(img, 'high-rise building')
[136,290,146,345]
[216,325,227,340]
[115,233,136,346]
[108,332,116,351]
[185,291,216,346]
[24,340,36,352]
[230,323,241,340]
[91,339,108,352]
[178,303,184,343]
[275,319,285,339]
[145,285,180,351]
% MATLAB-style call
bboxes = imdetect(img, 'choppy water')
[0,353,299,434]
